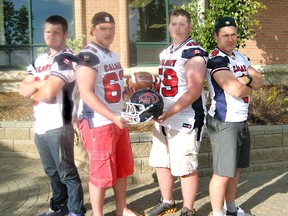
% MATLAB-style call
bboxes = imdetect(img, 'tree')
[3,0,29,45]
[14,5,29,44]
[3,0,16,44]
[179,0,266,52]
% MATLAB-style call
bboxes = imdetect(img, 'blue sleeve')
[77,51,100,67]
[181,48,208,59]
[53,53,78,71]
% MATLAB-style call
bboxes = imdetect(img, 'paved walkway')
[0,156,287,216]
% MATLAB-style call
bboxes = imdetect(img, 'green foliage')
[4,0,29,45]
[14,5,29,44]
[179,0,266,52]
[36,47,47,57]
[249,86,288,125]
[178,1,287,125]
[66,36,86,54]
[36,36,85,56]
[254,68,288,125]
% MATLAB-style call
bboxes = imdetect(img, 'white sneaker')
[224,206,254,216]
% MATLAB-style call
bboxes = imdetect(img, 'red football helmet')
[122,89,164,124]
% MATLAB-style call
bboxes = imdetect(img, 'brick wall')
[239,0,288,66]
[73,0,288,70]
[74,0,129,66]
[1,121,287,184]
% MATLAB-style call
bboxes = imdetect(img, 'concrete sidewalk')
[0,156,287,216]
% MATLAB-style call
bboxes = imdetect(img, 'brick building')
[0,0,287,91]
[74,0,288,75]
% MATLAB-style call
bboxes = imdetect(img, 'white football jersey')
[77,43,124,127]
[158,37,207,133]
[28,48,77,134]
[206,48,251,122]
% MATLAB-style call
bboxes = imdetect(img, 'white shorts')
[149,123,201,176]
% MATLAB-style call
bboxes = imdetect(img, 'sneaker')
[224,206,254,216]
[145,200,177,216]
[38,207,69,216]
[180,207,196,216]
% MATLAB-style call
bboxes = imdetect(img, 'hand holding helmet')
[122,89,164,124]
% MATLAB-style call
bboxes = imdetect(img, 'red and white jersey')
[28,48,77,134]
[158,37,207,133]
[77,43,124,127]
[206,48,251,122]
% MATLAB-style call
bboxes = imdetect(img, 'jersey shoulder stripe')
[181,38,208,59]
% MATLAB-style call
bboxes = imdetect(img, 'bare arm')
[30,76,64,102]
[158,56,206,122]
[19,75,46,97]
[247,66,264,90]
[213,70,252,98]
[76,66,127,129]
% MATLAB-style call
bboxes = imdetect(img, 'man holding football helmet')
[146,9,208,216]
[76,12,138,216]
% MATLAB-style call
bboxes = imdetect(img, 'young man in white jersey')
[206,17,263,216]
[146,9,207,216]
[76,12,138,216]
[19,15,86,216]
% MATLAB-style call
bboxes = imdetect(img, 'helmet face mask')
[122,89,164,124]
[122,102,154,124]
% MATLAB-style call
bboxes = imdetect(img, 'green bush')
[66,36,86,54]
[37,36,85,56]
[249,85,288,125]
[179,0,266,53]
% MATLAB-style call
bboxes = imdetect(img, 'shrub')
[179,0,266,53]
[66,36,86,54]
[249,85,288,125]
[37,36,85,56]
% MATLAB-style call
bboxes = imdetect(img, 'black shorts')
[206,114,250,177]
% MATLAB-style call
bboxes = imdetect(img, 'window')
[129,0,184,66]
[0,0,74,69]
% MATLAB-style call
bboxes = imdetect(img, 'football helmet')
[122,89,164,124]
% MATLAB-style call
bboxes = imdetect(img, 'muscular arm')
[19,75,46,97]
[76,66,127,129]
[247,66,264,90]
[30,76,64,102]
[158,56,206,122]
[213,70,252,98]
[208,56,252,98]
